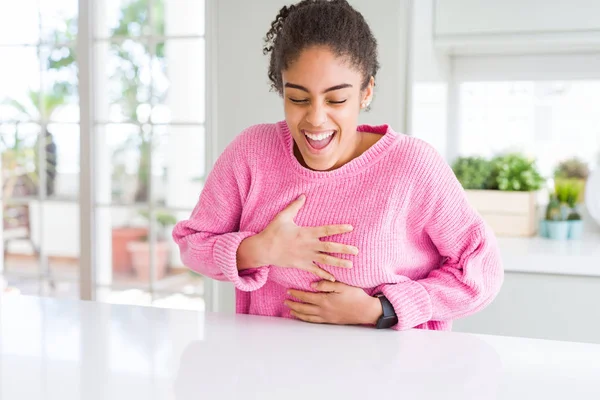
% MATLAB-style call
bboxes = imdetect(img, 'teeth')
[304,130,335,141]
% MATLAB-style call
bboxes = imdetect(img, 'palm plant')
[2,87,70,196]
[1,16,76,198]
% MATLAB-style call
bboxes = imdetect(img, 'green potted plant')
[554,157,589,203]
[542,193,569,240]
[486,153,545,191]
[453,152,545,237]
[543,179,586,240]
[451,156,492,190]
[555,178,585,240]
[127,210,177,281]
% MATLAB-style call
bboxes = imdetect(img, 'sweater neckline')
[277,120,402,180]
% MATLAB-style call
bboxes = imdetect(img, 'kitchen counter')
[1,295,599,399]
[499,233,600,277]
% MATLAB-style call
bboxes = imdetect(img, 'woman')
[173,0,503,330]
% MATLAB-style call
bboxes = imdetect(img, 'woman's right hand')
[237,195,358,281]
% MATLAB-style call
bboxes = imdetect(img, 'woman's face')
[281,46,374,171]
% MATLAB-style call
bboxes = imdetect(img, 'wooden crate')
[465,190,538,237]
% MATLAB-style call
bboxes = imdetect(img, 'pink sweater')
[173,121,504,331]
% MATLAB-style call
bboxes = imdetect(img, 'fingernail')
[299,194,305,200]
[311,282,317,289]
[287,291,291,295]
[329,277,336,282]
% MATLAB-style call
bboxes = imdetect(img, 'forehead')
[282,46,362,89]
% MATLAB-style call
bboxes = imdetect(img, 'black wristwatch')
[375,294,398,329]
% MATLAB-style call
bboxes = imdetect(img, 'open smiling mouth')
[301,129,337,153]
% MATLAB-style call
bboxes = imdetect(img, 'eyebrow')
[284,83,353,93]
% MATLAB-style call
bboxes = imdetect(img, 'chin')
[304,158,337,171]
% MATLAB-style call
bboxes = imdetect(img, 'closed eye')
[289,98,308,104]
[288,98,347,105]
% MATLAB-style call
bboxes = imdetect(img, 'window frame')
[448,53,600,163]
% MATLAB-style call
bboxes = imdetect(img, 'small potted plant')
[127,210,177,281]
[543,179,586,240]
[453,152,545,237]
[543,193,569,240]
[554,157,589,203]
[561,179,585,240]
[451,156,492,190]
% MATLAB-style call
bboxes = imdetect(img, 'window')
[452,55,600,177]
[0,0,207,310]
[458,81,600,177]
[0,0,80,296]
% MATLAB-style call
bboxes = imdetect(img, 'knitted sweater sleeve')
[172,131,269,292]
[379,141,504,330]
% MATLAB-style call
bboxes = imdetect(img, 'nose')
[305,103,328,127]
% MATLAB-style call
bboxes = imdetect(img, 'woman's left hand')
[285,281,382,325]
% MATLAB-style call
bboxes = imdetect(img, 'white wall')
[434,0,600,36]
[213,0,411,137]
[208,0,412,312]
[433,0,600,55]
[408,0,451,157]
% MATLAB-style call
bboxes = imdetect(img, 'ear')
[360,76,375,109]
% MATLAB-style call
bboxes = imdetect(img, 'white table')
[1,295,599,399]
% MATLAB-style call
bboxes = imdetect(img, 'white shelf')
[499,234,600,277]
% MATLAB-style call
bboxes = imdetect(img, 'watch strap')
[375,295,399,329]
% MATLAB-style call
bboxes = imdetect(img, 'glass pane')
[0,47,41,122]
[0,0,39,45]
[152,125,205,208]
[96,123,150,205]
[45,200,80,292]
[148,208,178,284]
[40,0,78,44]
[95,206,151,288]
[163,0,205,36]
[151,39,205,123]
[95,41,152,123]
[459,81,600,177]
[41,45,79,123]
[1,123,40,199]
[95,0,152,39]
[155,208,204,305]
[46,123,79,199]
[2,199,40,279]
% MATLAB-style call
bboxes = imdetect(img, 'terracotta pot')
[127,240,170,281]
[112,227,148,273]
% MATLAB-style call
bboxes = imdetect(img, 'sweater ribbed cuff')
[213,231,269,292]
[380,280,432,331]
